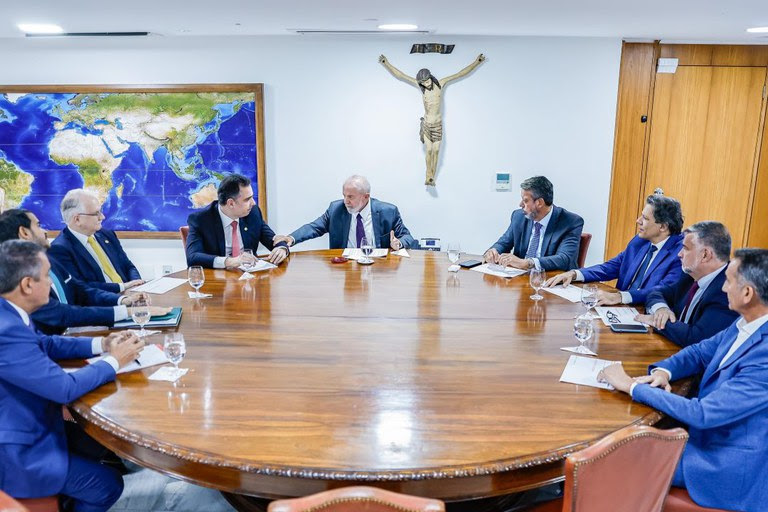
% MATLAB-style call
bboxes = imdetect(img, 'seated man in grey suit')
[484,176,584,271]
[274,175,417,250]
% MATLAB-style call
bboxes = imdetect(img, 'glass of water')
[360,236,373,264]
[188,266,204,298]
[529,268,546,301]
[131,296,151,338]
[447,243,461,265]
[163,332,186,373]
[571,314,595,354]
[580,284,598,317]
[242,249,256,267]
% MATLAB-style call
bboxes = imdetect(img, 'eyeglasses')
[78,211,103,217]
[605,310,620,324]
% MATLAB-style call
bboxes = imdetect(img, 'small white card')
[148,366,189,382]
[239,260,277,272]
[560,346,598,356]
[392,248,410,258]
[560,355,617,390]
[188,291,213,299]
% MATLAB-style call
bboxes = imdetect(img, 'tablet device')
[459,259,483,269]
[609,323,648,333]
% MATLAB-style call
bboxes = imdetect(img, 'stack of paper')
[88,343,169,374]
[559,355,617,390]
[132,277,188,294]
[342,248,389,260]
[114,307,183,329]
[470,263,527,278]
[239,260,277,273]
[543,284,583,303]
[595,306,643,326]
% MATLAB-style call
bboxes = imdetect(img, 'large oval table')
[70,250,685,508]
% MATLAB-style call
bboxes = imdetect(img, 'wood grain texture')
[70,250,686,501]
[660,45,768,67]
[645,66,767,248]
[747,101,768,248]
[604,43,657,261]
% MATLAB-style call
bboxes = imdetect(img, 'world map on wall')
[0,91,258,231]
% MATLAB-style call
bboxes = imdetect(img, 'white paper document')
[543,284,583,303]
[188,291,213,298]
[560,355,617,390]
[148,366,188,382]
[595,306,643,326]
[88,343,169,374]
[239,260,278,273]
[132,277,188,294]
[560,345,598,356]
[342,248,389,260]
[392,248,410,258]
[470,263,527,278]
[64,325,109,335]
[238,272,255,280]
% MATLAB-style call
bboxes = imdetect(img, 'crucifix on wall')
[379,53,485,186]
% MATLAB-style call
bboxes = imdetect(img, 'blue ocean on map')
[0,93,258,231]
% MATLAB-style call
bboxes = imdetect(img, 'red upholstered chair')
[663,488,731,512]
[179,226,189,250]
[267,486,444,512]
[0,491,58,512]
[577,233,592,269]
[524,425,688,512]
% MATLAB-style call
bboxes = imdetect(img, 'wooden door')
[644,66,767,248]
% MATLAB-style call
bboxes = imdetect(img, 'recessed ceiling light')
[17,23,64,35]
[747,26,768,33]
[378,23,419,31]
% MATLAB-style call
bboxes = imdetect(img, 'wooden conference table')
[70,249,686,508]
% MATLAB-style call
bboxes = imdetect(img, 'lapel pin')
[244,227,248,231]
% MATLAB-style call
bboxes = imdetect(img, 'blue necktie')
[629,245,658,290]
[525,222,543,259]
[355,213,365,248]
[49,270,68,304]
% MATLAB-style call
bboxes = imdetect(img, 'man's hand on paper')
[483,248,500,264]
[121,292,149,306]
[105,331,145,369]
[544,270,576,288]
[123,279,145,290]
[498,253,528,269]
[597,363,633,393]
[596,290,622,306]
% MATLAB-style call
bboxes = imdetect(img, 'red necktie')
[680,281,700,321]
[230,220,240,257]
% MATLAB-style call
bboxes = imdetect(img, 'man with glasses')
[600,249,768,511]
[49,189,144,293]
[544,194,684,305]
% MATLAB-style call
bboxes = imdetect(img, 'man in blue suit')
[186,174,289,269]
[274,175,417,250]
[601,248,768,512]
[483,176,584,271]
[637,221,738,347]
[49,189,144,293]
[0,240,145,511]
[0,209,169,335]
[544,194,684,305]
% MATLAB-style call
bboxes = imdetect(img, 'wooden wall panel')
[748,105,768,248]
[604,43,657,260]
[660,45,768,66]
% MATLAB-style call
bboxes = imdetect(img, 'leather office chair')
[267,486,444,512]
[0,491,58,512]
[577,233,592,268]
[524,425,688,512]
[179,226,189,250]
[662,488,730,512]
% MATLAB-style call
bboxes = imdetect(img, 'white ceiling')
[3,0,768,42]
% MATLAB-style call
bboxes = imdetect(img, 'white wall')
[1,35,621,277]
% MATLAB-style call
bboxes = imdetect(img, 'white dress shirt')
[69,229,126,292]
[574,236,669,304]
[649,264,727,321]
[347,200,375,249]
[528,207,553,271]
[6,299,118,372]
[212,206,245,269]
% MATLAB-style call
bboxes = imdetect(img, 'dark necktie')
[680,281,701,322]
[525,222,543,259]
[355,213,365,248]
[629,245,658,290]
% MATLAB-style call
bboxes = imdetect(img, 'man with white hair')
[49,189,144,293]
[274,175,416,250]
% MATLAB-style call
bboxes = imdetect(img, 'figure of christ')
[379,53,485,186]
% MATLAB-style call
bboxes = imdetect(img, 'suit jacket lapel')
[540,207,560,256]
[94,231,121,279]
[705,323,768,384]
[518,215,532,258]
[67,228,103,279]
[239,215,253,250]
[208,203,226,255]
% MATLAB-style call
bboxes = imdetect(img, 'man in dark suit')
[186,174,289,269]
[49,189,144,293]
[274,175,416,250]
[636,221,738,347]
[483,176,584,271]
[0,209,169,334]
[544,194,684,305]
[601,248,768,512]
[0,239,144,511]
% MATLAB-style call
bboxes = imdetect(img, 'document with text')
[133,277,188,294]
[471,263,527,278]
[595,306,644,326]
[342,248,389,260]
[559,355,617,390]
[543,284,583,303]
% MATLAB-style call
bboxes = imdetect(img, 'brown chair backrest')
[179,226,189,250]
[577,233,592,268]
[561,425,687,512]
[267,486,444,512]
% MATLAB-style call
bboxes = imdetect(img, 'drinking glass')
[163,333,186,374]
[188,266,204,298]
[242,249,256,267]
[131,296,151,337]
[570,314,595,354]
[529,268,546,301]
[360,237,373,263]
[580,284,598,317]
[447,243,461,264]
